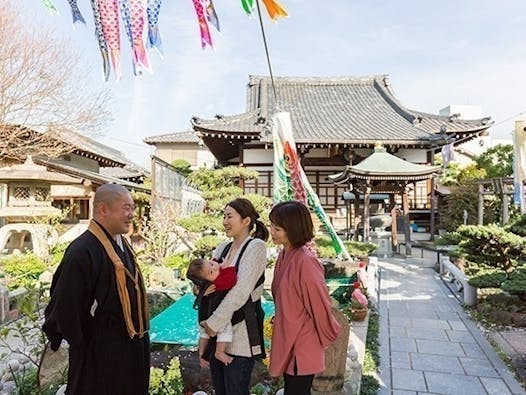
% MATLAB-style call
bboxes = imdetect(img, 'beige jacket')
[206,237,267,357]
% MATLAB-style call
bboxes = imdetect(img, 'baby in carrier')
[187,257,237,366]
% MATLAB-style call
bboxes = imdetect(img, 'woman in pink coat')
[269,201,341,394]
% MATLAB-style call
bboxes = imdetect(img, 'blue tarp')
[149,293,275,346]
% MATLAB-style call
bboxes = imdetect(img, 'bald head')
[93,184,130,208]
[93,184,135,236]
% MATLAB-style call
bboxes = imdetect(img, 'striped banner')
[271,112,351,261]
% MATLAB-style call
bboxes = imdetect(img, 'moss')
[360,312,380,395]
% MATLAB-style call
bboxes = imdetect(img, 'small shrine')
[329,145,439,255]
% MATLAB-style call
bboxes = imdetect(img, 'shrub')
[506,214,526,237]
[48,242,69,267]
[452,225,525,271]
[162,254,191,277]
[0,253,46,290]
[314,236,376,259]
[149,357,184,395]
[178,213,223,233]
[170,159,192,177]
[500,266,526,300]
[193,235,225,258]
[467,267,508,288]
[344,240,377,258]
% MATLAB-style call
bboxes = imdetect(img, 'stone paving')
[377,254,526,395]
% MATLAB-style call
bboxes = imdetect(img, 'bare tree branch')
[0,2,112,160]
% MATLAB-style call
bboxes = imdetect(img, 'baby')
[187,258,237,366]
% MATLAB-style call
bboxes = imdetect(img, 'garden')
[0,163,379,394]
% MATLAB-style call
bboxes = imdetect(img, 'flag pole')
[255,0,278,105]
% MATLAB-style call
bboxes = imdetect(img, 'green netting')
[149,293,275,346]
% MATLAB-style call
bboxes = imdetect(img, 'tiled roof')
[50,129,129,167]
[144,130,200,145]
[100,165,150,180]
[192,75,492,145]
[35,158,150,192]
[329,146,439,183]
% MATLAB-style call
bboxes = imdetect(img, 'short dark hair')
[269,201,314,248]
[186,258,210,311]
[187,258,207,284]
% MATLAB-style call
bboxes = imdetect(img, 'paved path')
[377,255,526,395]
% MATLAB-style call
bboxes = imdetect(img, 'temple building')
[144,130,216,169]
[189,75,493,234]
[0,127,149,226]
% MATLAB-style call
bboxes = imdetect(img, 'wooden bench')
[439,257,477,306]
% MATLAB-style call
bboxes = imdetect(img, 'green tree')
[440,162,487,186]
[474,144,514,179]
[180,166,272,235]
[170,159,192,177]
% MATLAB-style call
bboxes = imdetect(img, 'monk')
[43,183,150,395]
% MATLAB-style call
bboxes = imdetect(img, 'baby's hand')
[204,284,216,296]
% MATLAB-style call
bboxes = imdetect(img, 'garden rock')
[1,380,15,395]
[511,313,526,327]
[312,307,350,392]
[38,271,53,287]
[149,267,178,289]
[38,342,69,390]
[5,360,18,372]
[511,354,526,384]
[488,311,514,326]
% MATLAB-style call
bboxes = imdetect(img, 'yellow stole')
[88,220,149,339]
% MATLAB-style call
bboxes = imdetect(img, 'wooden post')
[502,183,510,225]
[391,206,398,252]
[402,191,412,256]
[429,177,436,239]
[353,194,360,241]
[390,195,397,251]
[363,187,371,242]
[477,183,484,225]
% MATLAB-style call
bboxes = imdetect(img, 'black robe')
[43,229,150,395]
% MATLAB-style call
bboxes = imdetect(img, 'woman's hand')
[200,321,217,337]
[199,356,210,368]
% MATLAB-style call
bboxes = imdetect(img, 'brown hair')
[269,201,314,248]
[187,258,207,284]
[226,198,269,241]
[187,258,210,311]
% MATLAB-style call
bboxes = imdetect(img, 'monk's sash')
[88,220,149,339]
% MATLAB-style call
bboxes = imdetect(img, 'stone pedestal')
[312,307,350,393]
[370,230,392,257]
[0,287,9,323]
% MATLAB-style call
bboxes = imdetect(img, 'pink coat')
[269,246,341,376]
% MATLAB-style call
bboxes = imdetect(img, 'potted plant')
[347,281,368,321]
[348,299,368,321]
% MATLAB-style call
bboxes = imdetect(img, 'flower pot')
[350,308,367,321]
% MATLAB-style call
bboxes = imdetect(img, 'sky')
[21,0,526,167]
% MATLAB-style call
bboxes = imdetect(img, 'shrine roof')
[192,75,492,146]
[329,145,439,183]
